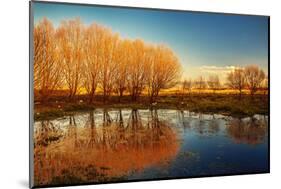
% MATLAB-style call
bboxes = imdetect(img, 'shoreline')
[34,94,268,121]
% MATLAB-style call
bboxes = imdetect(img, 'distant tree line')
[181,65,267,99]
[227,65,266,98]
[34,18,182,103]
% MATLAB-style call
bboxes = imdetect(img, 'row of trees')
[181,65,267,98]
[34,18,182,103]
[182,75,221,95]
[34,18,267,103]
[227,65,267,98]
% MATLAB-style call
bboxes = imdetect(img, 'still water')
[34,109,268,186]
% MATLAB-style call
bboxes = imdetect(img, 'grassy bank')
[34,94,268,121]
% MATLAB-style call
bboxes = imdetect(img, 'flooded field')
[33,109,269,186]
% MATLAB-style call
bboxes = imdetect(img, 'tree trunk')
[150,95,154,104]
[89,91,94,103]
[103,91,106,103]
[239,89,242,100]
[119,90,123,103]
[250,90,254,101]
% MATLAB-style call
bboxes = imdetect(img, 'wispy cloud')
[191,65,242,82]
[199,65,238,74]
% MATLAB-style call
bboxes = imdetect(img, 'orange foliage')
[34,18,182,102]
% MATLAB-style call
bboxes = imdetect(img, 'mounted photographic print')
[29,1,270,188]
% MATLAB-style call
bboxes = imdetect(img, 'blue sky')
[33,2,268,80]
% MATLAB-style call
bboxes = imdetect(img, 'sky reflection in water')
[34,109,268,186]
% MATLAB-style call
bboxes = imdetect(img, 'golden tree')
[207,75,221,94]
[98,28,120,102]
[82,23,104,102]
[113,39,132,101]
[147,45,181,103]
[56,18,84,99]
[227,67,246,98]
[127,39,150,101]
[34,18,62,100]
[194,76,206,94]
[182,78,192,98]
[244,65,265,96]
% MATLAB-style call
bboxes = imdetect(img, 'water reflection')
[177,110,221,136]
[34,120,63,147]
[34,109,179,186]
[34,109,268,187]
[226,116,268,145]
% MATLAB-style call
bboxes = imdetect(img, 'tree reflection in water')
[33,110,268,186]
[34,120,63,147]
[34,109,179,186]
[177,110,191,131]
[208,115,220,135]
[177,110,221,136]
[226,116,267,145]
